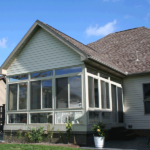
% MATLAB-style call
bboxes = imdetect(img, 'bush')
[25,126,44,143]
[47,123,54,143]
[66,120,72,143]
[91,122,106,137]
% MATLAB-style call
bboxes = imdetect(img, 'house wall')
[123,75,150,129]
[0,80,6,106]
[7,28,83,76]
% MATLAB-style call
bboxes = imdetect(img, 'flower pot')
[94,136,105,148]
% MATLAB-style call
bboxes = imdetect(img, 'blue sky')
[0,0,150,66]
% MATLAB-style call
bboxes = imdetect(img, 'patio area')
[81,137,150,150]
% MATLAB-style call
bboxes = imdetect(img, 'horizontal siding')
[123,75,150,129]
[7,28,83,75]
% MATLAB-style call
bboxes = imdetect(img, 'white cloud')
[124,15,133,19]
[0,38,7,48]
[144,13,150,21]
[85,20,117,37]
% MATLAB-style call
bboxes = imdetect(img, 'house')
[0,76,6,106]
[0,20,150,143]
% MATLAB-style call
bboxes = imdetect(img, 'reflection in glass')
[19,83,27,109]
[89,112,99,123]
[31,113,53,123]
[102,112,111,123]
[111,85,117,122]
[56,112,82,124]
[56,77,68,108]
[31,81,41,109]
[9,74,28,82]
[8,114,27,123]
[70,76,81,108]
[101,81,110,109]
[8,84,17,110]
[94,79,99,108]
[42,80,52,108]
[100,73,108,79]
[88,77,94,107]
[31,70,53,79]
[56,66,82,75]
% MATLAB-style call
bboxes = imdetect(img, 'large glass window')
[88,77,99,108]
[31,81,41,109]
[8,114,27,123]
[56,77,68,108]
[42,80,52,108]
[31,70,53,79]
[101,81,110,109]
[56,66,82,76]
[19,83,27,109]
[31,113,53,123]
[9,74,28,82]
[56,76,82,108]
[89,112,99,124]
[8,84,17,110]
[69,76,81,108]
[56,112,82,124]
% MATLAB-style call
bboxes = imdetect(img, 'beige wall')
[0,80,6,106]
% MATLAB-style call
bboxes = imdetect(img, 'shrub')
[66,120,72,143]
[16,129,22,139]
[47,123,54,143]
[25,126,44,143]
[91,122,106,137]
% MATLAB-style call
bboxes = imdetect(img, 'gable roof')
[0,20,126,76]
[87,27,150,75]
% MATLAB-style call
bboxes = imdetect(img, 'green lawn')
[0,144,90,150]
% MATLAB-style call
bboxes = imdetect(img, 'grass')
[0,144,90,150]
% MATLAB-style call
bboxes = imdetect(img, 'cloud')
[85,20,117,37]
[0,38,7,48]
[144,13,150,21]
[124,15,133,19]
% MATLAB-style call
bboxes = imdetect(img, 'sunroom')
[5,64,124,132]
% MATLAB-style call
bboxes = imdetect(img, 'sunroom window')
[101,80,110,109]
[8,83,28,110]
[88,77,99,108]
[8,114,27,123]
[30,80,52,109]
[56,76,82,108]
[9,74,28,82]
[56,66,82,75]
[31,70,53,79]
[56,111,82,124]
[30,113,53,123]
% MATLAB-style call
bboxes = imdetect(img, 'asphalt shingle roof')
[87,27,150,74]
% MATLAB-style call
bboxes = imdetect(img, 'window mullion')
[17,84,19,110]
[41,81,42,110]
[98,79,101,109]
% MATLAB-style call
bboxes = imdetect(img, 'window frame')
[55,110,83,125]
[6,65,84,125]
[143,83,150,115]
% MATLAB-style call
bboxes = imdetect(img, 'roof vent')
[136,51,139,61]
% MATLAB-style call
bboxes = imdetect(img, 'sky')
[0,0,150,66]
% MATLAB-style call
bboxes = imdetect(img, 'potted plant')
[91,122,106,148]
